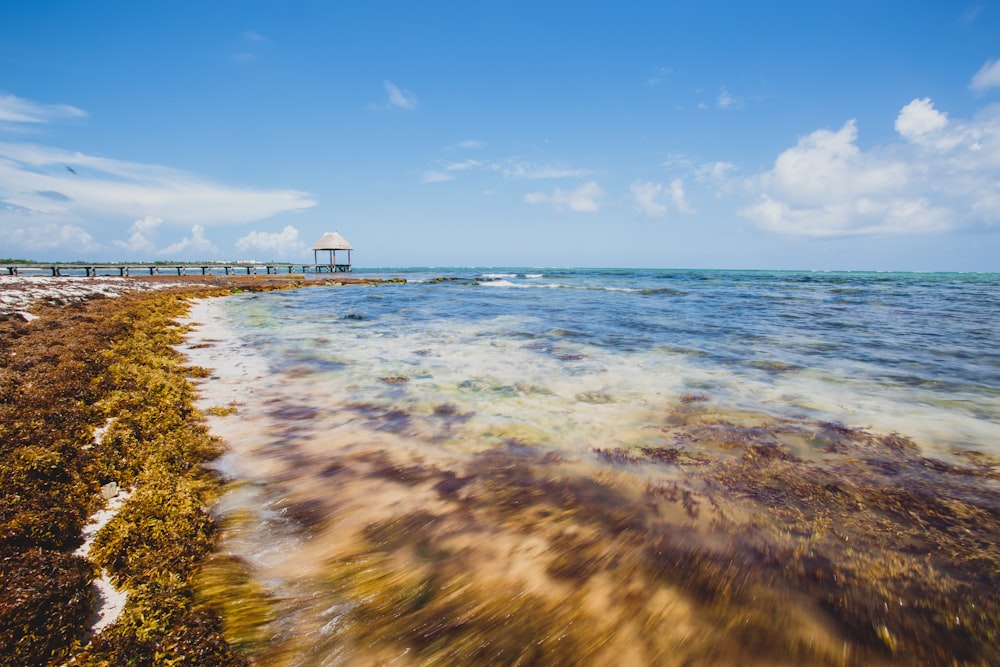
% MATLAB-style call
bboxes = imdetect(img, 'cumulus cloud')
[741,97,1000,236]
[235,225,307,258]
[895,97,949,140]
[669,179,695,214]
[970,58,1000,93]
[631,181,667,217]
[160,225,218,257]
[113,216,162,254]
[630,179,694,217]
[0,93,87,125]
[384,81,418,110]
[524,181,604,212]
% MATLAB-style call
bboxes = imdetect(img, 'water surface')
[186,269,1000,665]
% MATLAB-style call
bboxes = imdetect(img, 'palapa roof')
[311,231,353,251]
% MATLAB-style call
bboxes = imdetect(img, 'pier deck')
[2,263,352,277]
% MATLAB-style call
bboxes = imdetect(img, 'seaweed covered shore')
[0,275,389,666]
[4,272,1000,666]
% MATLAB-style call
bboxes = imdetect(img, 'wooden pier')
[1,262,352,277]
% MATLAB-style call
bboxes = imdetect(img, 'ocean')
[184,268,1000,665]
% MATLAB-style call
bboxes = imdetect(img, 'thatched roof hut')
[311,231,353,272]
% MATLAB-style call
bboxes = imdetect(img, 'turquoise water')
[229,268,1000,454]
[186,269,1000,666]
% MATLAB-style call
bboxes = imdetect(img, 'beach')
[0,274,321,666]
[2,269,999,665]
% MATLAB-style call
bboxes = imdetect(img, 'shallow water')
[185,269,1000,665]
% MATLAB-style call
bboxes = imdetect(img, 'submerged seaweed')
[208,400,1000,666]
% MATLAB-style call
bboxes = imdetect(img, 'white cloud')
[8,223,100,252]
[695,161,737,184]
[0,93,87,125]
[160,225,218,257]
[524,181,604,213]
[384,80,418,110]
[971,58,1000,93]
[0,142,317,227]
[669,179,695,214]
[895,97,949,139]
[446,159,480,171]
[631,180,667,217]
[113,216,162,254]
[741,98,1000,236]
[662,153,694,170]
[422,159,481,183]
[495,159,590,180]
[422,170,454,183]
[453,139,486,149]
[631,179,694,217]
[235,225,307,258]
[756,120,907,206]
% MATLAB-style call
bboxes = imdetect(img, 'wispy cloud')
[446,159,480,172]
[421,170,454,183]
[524,181,604,213]
[0,142,316,226]
[0,137,316,257]
[741,96,1000,237]
[422,155,589,184]
[717,86,744,110]
[451,139,486,150]
[495,159,591,180]
[958,5,983,24]
[0,93,87,125]
[231,30,269,63]
[970,57,1000,93]
[384,80,418,110]
[646,65,673,88]
[422,159,482,183]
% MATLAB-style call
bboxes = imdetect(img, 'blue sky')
[2,1,999,270]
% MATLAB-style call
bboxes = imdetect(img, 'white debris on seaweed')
[0,276,191,317]
[73,484,133,637]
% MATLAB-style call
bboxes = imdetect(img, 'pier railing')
[2,263,352,277]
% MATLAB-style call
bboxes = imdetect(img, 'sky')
[2,1,1000,271]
